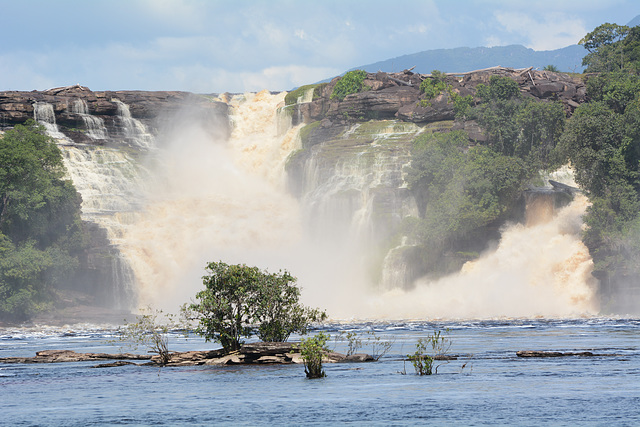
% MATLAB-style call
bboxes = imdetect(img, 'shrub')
[300,332,330,379]
[117,307,186,365]
[407,330,452,375]
[331,70,368,100]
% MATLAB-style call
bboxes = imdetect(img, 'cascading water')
[70,99,108,140]
[59,145,146,307]
[364,193,598,319]
[53,91,598,319]
[118,90,306,309]
[33,102,68,140]
[113,99,154,148]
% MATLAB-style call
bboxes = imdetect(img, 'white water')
[364,195,598,319]
[70,99,108,140]
[119,90,306,308]
[53,92,598,319]
[112,99,154,148]
[33,102,68,140]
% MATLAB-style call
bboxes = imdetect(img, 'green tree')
[580,23,630,72]
[514,100,565,169]
[474,76,523,155]
[543,65,560,72]
[254,270,326,342]
[559,70,640,296]
[190,261,326,352]
[0,121,83,321]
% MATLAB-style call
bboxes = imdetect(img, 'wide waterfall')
[41,91,598,319]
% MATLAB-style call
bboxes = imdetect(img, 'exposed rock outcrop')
[0,85,230,145]
[290,66,586,128]
[0,343,375,367]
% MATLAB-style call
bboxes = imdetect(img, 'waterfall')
[70,99,108,140]
[300,122,420,245]
[117,90,305,309]
[53,90,598,319]
[59,144,147,308]
[33,102,68,140]
[112,99,154,148]
[363,193,597,319]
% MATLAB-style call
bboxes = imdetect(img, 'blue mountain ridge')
[349,44,586,74]
[348,15,640,75]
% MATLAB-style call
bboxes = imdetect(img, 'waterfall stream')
[34,93,598,319]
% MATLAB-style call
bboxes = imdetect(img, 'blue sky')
[0,0,635,93]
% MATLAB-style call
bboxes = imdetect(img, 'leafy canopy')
[189,261,326,352]
[330,70,368,101]
[0,121,84,321]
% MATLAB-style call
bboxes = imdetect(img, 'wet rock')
[91,361,138,368]
[1,344,377,367]
[344,353,375,362]
[516,350,599,357]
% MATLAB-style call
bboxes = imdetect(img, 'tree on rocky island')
[189,261,326,352]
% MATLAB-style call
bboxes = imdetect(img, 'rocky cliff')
[0,84,230,144]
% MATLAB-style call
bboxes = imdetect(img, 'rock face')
[290,66,586,128]
[0,84,230,145]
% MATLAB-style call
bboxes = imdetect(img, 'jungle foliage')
[0,121,84,321]
[189,261,326,352]
[407,75,566,275]
[330,70,368,100]
[559,72,640,286]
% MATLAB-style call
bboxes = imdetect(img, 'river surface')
[1,318,639,426]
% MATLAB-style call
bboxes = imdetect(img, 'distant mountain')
[350,44,586,74]
[627,14,640,27]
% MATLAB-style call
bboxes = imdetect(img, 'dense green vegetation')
[580,23,640,73]
[407,23,640,302]
[189,261,326,352]
[558,27,640,293]
[330,70,368,100]
[0,121,84,321]
[300,332,329,379]
[407,75,565,275]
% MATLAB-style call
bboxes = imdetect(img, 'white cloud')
[484,36,504,48]
[495,11,587,50]
[169,64,340,94]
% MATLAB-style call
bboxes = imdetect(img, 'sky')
[0,0,636,93]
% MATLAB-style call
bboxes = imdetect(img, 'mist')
[107,91,599,320]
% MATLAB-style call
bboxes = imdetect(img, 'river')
[1,318,638,426]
